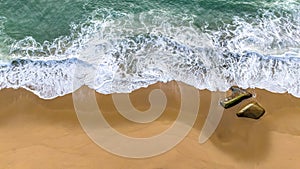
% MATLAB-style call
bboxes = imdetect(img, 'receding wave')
[0,6,299,99]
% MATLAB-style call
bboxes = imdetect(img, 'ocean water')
[0,0,299,99]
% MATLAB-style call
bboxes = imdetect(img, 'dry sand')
[0,81,300,169]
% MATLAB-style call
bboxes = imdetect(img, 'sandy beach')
[1,81,300,169]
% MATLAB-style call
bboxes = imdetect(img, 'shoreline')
[1,81,300,169]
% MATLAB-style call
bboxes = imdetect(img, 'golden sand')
[1,81,300,169]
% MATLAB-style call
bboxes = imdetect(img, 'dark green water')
[0,0,294,43]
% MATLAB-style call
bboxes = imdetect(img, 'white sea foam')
[0,8,300,99]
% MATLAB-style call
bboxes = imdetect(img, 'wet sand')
[1,81,300,169]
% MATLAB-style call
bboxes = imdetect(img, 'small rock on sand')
[220,86,252,109]
[236,102,265,120]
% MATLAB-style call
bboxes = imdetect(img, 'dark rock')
[236,102,265,119]
[220,86,252,109]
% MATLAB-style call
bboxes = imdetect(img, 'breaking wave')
[0,6,299,99]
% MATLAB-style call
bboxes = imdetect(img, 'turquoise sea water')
[0,0,299,98]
